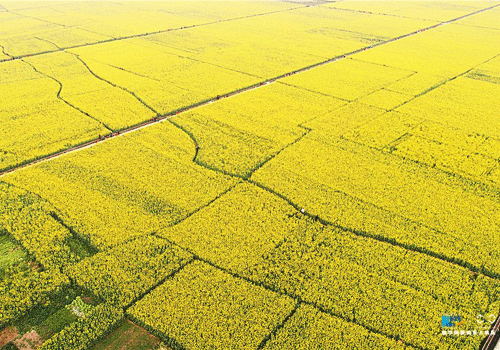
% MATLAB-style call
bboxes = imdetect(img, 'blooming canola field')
[1,1,500,350]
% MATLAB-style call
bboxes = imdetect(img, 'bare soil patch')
[0,326,19,347]
[93,319,168,350]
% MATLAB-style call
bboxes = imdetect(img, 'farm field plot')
[172,82,344,177]
[281,57,416,101]
[457,6,500,30]
[0,14,111,58]
[68,39,262,115]
[92,319,164,350]
[4,121,238,248]
[24,51,157,131]
[143,5,434,78]
[355,23,500,77]
[0,1,298,57]
[0,235,26,272]
[327,1,498,22]
[0,60,109,172]
[1,1,500,350]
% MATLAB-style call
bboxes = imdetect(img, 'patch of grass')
[0,234,30,281]
[0,234,26,270]
[93,320,162,350]
[80,290,101,306]
[14,288,79,335]
[36,306,78,339]
[1,342,20,350]
[65,235,98,259]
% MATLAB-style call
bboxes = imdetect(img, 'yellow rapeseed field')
[70,38,262,114]
[251,135,500,276]
[282,58,416,101]
[68,235,192,307]
[457,6,500,29]
[128,261,296,350]
[0,60,109,171]
[173,82,344,176]
[328,1,497,22]
[356,24,500,76]
[1,1,499,349]
[264,304,410,350]
[142,5,431,78]
[4,121,238,248]
[160,183,308,270]
[25,51,156,130]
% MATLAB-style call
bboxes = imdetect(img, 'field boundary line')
[0,1,76,12]
[128,38,265,80]
[7,9,116,40]
[122,258,196,311]
[256,301,300,350]
[326,4,455,23]
[0,44,13,59]
[20,58,114,131]
[69,51,161,117]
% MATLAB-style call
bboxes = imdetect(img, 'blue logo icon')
[442,315,462,327]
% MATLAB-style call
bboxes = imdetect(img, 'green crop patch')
[0,234,27,271]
